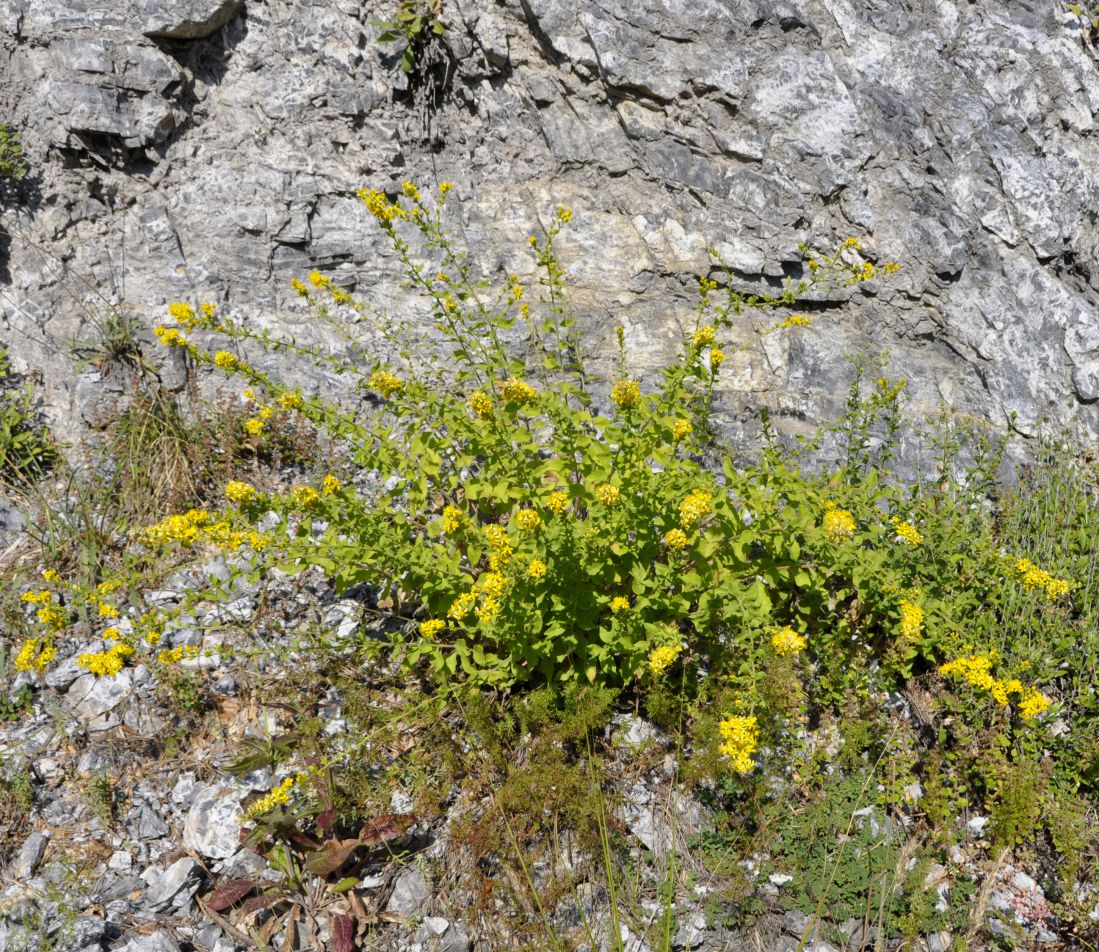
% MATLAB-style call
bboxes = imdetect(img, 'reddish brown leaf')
[304,838,363,878]
[203,878,256,911]
[315,809,337,839]
[358,813,416,848]
[241,890,291,914]
[331,913,356,952]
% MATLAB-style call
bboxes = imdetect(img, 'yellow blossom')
[648,643,682,674]
[369,370,404,398]
[225,480,257,504]
[442,506,463,534]
[420,619,445,639]
[244,418,265,437]
[693,325,715,347]
[546,491,570,515]
[718,715,759,774]
[322,474,342,496]
[467,390,493,418]
[213,351,240,371]
[476,572,508,599]
[42,569,60,583]
[1019,689,1051,720]
[358,187,406,224]
[154,326,188,348]
[898,599,923,639]
[244,777,296,820]
[401,180,421,201]
[514,509,542,532]
[594,484,620,506]
[448,592,476,620]
[672,419,693,441]
[823,503,856,541]
[501,377,537,404]
[476,597,500,625]
[168,302,198,329]
[291,277,308,296]
[664,528,689,550]
[308,270,331,289]
[15,638,56,673]
[277,391,304,410]
[291,486,320,508]
[679,489,713,527]
[771,626,807,656]
[709,347,725,370]
[611,380,641,409]
[775,315,812,330]
[102,627,121,641]
[97,601,119,619]
[527,558,548,580]
[892,517,923,546]
[556,207,572,223]
[439,181,454,196]
[610,596,630,613]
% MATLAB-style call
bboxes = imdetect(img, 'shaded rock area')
[0,0,1096,459]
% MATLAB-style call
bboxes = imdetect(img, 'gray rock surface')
[1,0,1097,454]
[181,783,244,859]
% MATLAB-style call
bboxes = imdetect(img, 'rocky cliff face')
[1,0,1097,454]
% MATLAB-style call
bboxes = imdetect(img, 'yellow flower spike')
[718,715,759,774]
[441,506,463,534]
[610,380,641,409]
[898,598,923,639]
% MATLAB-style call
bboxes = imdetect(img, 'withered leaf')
[203,878,256,911]
[331,913,357,952]
[304,838,363,878]
[359,813,416,847]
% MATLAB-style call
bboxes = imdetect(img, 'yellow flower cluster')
[369,370,404,398]
[594,484,620,506]
[402,180,421,202]
[142,509,211,545]
[514,509,542,532]
[154,326,189,349]
[277,391,304,410]
[771,626,807,656]
[648,643,682,674]
[692,325,715,347]
[483,523,512,563]
[476,597,500,624]
[892,517,923,546]
[448,592,476,620]
[823,502,856,542]
[476,571,508,599]
[243,418,265,437]
[556,207,572,223]
[442,505,463,533]
[501,377,537,404]
[77,642,134,677]
[14,638,56,672]
[719,715,759,774]
[291,486,320,508]
[157,646,201,666]
[36,604,68,631]
[775,315,812,330]
[611,380,641,409]
[679,489,713,527]
[309,270,331,289]
[321,474,342,496]
[358,187,406,224]
[664,528,689,550]
[709,347,725,370]
[244,776,296,820]
[672,418,693,441]
[467,390,493,418]
[42,569,59,583]
[546,491,570,515]
[439,181,454,197]
[97,601,119,619]
[899,599,923,639]
[1014,558,1072,600]
[213,351,240,371]
[225,480,258,504]
[20,589,54,606]
[610,596,630,613]
[420,619,445,639]
[527,558,548,580]
[168,302,199,329]
[939,652,1051,720]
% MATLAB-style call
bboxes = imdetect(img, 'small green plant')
[0,123,27,183]
[85,771,120,830]
[0,345,58,485]
[373,1,447,73]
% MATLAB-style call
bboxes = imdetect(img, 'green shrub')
[0,345,57,484]
[0,123,27,184]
